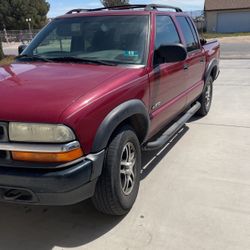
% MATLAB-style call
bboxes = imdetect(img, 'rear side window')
[155,15,180,50]
[186,17,200,45]
[176,16,200,52]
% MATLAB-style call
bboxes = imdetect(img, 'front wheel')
[92,126,141,215]
[197,76,213,116]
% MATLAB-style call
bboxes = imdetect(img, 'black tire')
[197,76,214,116]
[92,126,141,216]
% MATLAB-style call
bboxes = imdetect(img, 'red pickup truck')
[0,4,220,215]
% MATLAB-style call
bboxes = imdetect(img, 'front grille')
[0,122,9,160]
[0,151,7,159]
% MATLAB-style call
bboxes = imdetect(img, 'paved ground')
[218,36,250,59]
[0,59,249,250]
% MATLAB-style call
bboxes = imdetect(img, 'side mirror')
[18,44,27,55]
[200,38,207,46]
[154,44,187,65]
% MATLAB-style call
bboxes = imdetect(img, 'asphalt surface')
[0,59,249,250]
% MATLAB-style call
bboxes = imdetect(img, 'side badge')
[151,102,162,111]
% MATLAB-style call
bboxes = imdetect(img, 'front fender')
[91,99,150,153]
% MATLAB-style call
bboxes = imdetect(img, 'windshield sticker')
[124,51,139,57]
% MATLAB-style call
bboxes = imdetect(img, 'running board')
[143,102,201,151]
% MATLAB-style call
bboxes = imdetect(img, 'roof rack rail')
[145,4,182,12]
[66,4,182,14]
[66,9,88,14]
[87,5,146,12]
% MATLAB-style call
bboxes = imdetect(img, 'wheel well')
[211,66,218,80]
[91,99,150,152]
[127,114,148,143]
[111,114,148,144]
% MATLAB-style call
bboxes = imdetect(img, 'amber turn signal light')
[11,148,84,163]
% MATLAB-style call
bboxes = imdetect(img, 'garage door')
[217,11,250,33]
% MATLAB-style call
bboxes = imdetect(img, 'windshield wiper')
[49,56,117,66]
[16,54,53,62]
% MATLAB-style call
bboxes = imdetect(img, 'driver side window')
[35,29,71,55]
[154,15,180,65]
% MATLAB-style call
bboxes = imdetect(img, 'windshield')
[22,15,149,66]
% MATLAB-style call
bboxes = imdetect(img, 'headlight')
[9,123,76,143]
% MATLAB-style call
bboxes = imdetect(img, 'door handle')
[183,64,189,70]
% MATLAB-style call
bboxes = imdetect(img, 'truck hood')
[0,62,128,123]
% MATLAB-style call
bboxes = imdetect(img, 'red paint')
[0,10,220,154]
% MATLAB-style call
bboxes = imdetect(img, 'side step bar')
[143,102,201,151]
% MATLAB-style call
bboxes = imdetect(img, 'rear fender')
[204,58,219,84]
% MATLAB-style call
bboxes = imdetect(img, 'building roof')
[205,0,250,11]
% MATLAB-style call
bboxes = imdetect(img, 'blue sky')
[47,0,205,17]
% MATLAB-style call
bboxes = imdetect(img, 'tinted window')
[176,16,199,52]
[186,17,199,45]
[155,15,180,49]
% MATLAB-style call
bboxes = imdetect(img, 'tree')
[0,40,4,60]
[0,0,50,30]
[101,0,129,7]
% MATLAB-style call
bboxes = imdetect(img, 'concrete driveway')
[0,59,249,250]
[218,36,250,59]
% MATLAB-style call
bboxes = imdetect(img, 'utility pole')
[26,18,32,41]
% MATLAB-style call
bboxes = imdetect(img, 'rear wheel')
[92,126,141,215]
[197,76,213,116]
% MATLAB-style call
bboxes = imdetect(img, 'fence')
[186,10,206,33]
[194,19,206,34]
[0,30,40,43]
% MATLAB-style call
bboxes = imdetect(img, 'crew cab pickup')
[0,4,220,215]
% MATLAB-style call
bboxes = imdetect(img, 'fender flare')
[91,99,150,153]
[204,58,219,83]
